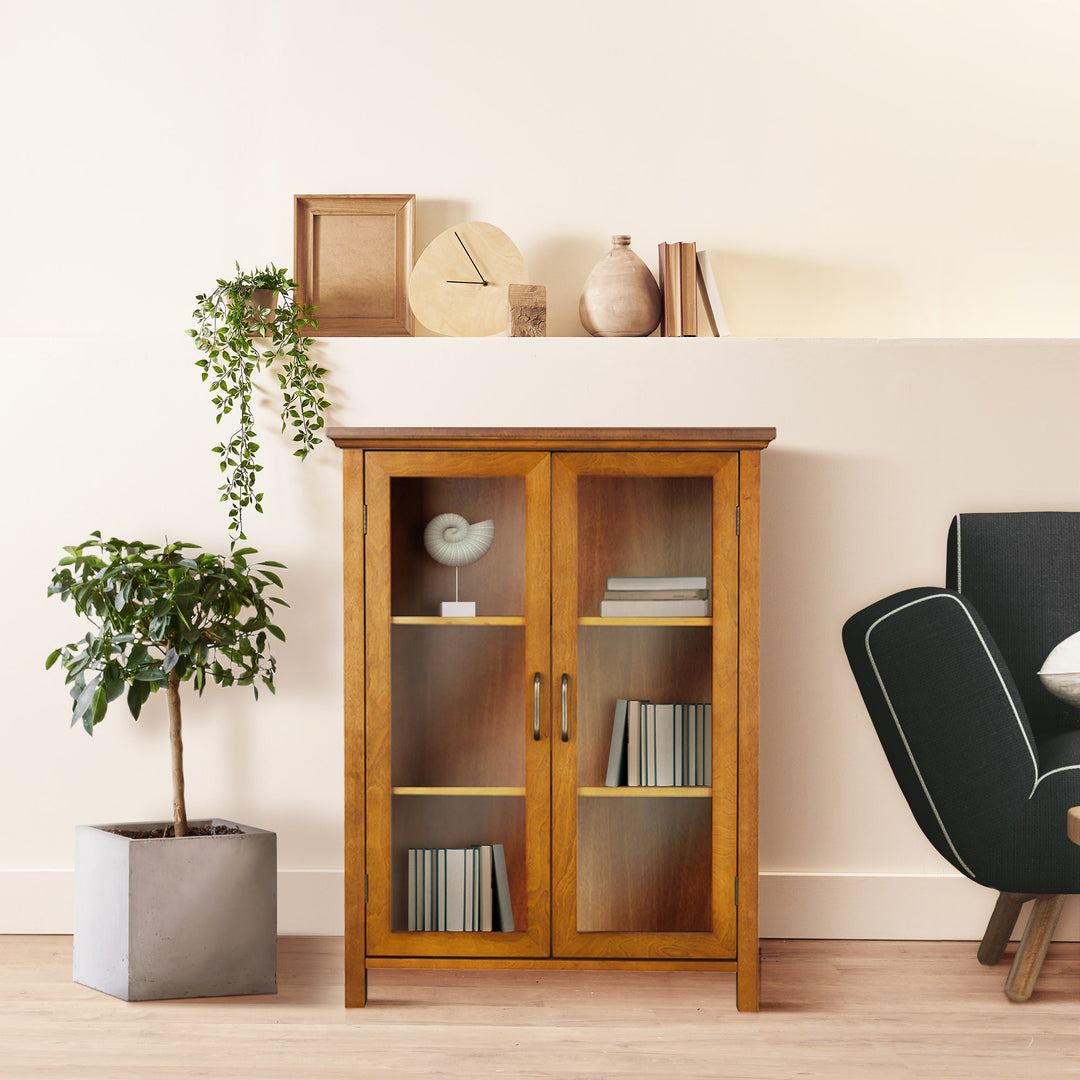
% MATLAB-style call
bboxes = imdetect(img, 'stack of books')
[600,575,708,617]
[605,699,712,787]
[657,242,729,338]
[407,843,514,932]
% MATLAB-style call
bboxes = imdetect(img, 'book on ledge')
[696,251,730,337]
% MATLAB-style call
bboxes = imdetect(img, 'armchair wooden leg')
[978,892,1035,966]
[1003,893,1066,1003]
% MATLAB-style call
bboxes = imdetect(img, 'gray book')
[605,699,629,786]
[492,844,514,932]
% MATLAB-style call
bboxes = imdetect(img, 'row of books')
[605,699,712,787]
[657,242,730,338]
[407,843,515,932]
[600,575,709,618]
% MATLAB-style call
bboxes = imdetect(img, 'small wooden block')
[508,284,546,337]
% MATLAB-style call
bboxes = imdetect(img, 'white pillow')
[1038,630,1080,707]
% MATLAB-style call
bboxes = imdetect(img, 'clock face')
[408,221,529,336]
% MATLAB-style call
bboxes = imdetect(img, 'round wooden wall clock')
[408,222,529,336]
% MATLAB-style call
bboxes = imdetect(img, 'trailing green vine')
[188,263,329,542]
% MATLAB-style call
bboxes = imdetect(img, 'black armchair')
[843,513,1080,1001]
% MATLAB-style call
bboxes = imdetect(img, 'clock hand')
[446,230,488,286]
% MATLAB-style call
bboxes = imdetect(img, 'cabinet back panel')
[576,797,712,932]
[391,625,526,788]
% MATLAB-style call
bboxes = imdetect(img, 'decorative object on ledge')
[579,235,662,337]
[423,512,495,616]
[189,263,328,542]
[294,194,415,336]
[508,283,546,336]
[409,221,529,336]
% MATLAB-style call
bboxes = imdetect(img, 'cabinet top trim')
[328,427,776,451]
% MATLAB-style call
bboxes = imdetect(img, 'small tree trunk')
[167,670,188,838]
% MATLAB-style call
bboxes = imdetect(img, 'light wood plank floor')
[0,937,1076,1079]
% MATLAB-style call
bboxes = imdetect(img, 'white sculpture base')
[440,601,476,617]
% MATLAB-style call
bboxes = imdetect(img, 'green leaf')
[72,677,100,728]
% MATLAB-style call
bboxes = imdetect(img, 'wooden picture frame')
[294,194,415,336]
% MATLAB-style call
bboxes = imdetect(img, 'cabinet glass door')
[551,452,740,959]
[364,451,550,958]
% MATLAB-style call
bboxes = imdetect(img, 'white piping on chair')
[863,591,1045,880]
[953,514,962,592]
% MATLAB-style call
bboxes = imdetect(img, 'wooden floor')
[1,937,1076,1079]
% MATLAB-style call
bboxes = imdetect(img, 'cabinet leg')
[345,956,368,1007]
[736,951,760,1011]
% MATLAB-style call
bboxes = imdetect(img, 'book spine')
[605,698,629,786]
[408,849,417,931]
[679,242,697,336]
[492,844,514,932]
[627,700,642,787]
[656,703,675,786]
[600,599,708,617]
[606,576,708,591]
[704,703,712,785]
[658,242,681,336]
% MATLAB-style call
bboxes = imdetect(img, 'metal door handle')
[561,673,569,742]
[533,673,541,741]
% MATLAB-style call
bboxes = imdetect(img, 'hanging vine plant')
[188,263,329,542]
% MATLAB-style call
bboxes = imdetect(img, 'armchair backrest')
[842,587,1039,885]
[947,512,1080,741]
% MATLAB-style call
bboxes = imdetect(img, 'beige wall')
[3,1,1079,938]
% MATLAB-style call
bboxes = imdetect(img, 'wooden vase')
[579,235,662,337]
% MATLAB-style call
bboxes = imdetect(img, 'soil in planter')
[105,823,243,840]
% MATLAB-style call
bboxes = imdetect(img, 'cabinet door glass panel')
[576,624,713,931]
[365,451,550,956]
[551,452,738,958]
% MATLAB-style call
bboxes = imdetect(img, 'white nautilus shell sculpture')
[423,513,495,567]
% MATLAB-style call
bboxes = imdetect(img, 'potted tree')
[188,263,328,542]
[47,533,287,1000]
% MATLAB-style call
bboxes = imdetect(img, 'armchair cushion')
[1038,629,1080,708]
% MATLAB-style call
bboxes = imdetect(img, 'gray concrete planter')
[73,819,276,1001]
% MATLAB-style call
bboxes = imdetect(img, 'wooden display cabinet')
[329,427,775,1010]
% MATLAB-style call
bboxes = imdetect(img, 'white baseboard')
[760,872,1080,941]
[1,870,1076,940]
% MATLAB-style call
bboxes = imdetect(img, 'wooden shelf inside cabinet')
[392,616,526,626]
[393,787,527,797]
[578,787,712,798]
[578,617,713,627]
